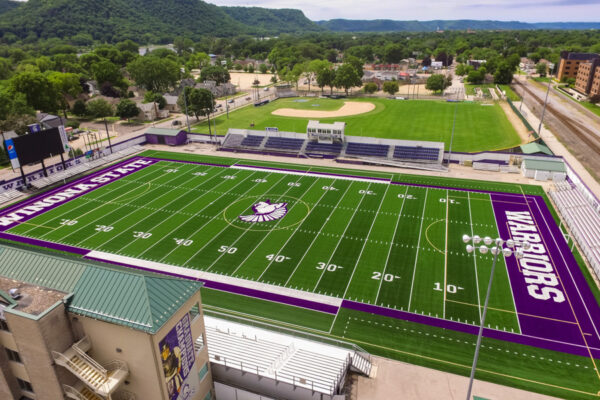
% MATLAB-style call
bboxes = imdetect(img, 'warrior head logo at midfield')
[239,199,288,223]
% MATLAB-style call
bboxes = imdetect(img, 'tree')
[259,64,268,74]
[143,91,167,109]
[383,44,404,64]
[425,74,451,93]
[91,60,123,88]
[116,99,140,122]
[72,100,87,117]
[10,69,59,112]
[344,55,364,79]
[589,94,600,104]
[127,57,180,93]
[178,87,215,134]
[382,81,399,95]
[306,59,329,92]
[493,62,514,84]
[467,67,486,84]
[363,82,378,94]
[247,64,255,73]
[199,65,230,85]
[317,67,336,94]
[536,63,548,77]
[86,98,114,119]
[47,72,82,118]
[333,64,361,95]
[435,51,454,67]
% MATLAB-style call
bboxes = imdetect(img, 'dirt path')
[271,101,375,118]
[499,100,532,143]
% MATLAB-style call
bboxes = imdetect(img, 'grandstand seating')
[550,184,600,277]
[240,135,265,148]
[221,133,244,148]
[345,142,389,157]
[0,189,22,205]
[29,145,143,190]
[264,137,305,151]
[205,325,349,395]
[393,145,440,161]
[305,141,343,155]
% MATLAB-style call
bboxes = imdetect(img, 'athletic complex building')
[0,104,600,400]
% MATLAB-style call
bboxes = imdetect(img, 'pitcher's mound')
[272,101,376,118]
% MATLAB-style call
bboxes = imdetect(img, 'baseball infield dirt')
[271,101,376,118]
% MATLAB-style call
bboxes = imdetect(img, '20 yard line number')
[372,271,400,282]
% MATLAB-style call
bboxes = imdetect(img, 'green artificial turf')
[191,97,522,152]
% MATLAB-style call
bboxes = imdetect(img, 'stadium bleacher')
[221,133,244,148]
[29,145,143,190]
[550,183,600,278]
[393,145,440,161]
[305,141,343,155]
[264,137,305,151]
[0,189,22,205]
[345,142,389,157]
[240,135,265,148]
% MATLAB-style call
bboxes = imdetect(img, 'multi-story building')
[557,51,599,80]
[0,245,213,400]
[575,58,600,95]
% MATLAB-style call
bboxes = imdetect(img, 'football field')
[4,157,521,331]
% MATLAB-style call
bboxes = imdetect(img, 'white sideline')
[230,165,390,184]
[86,251,343,308]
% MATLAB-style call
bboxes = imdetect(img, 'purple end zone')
[0,157,159,232]
[491,192,600,356]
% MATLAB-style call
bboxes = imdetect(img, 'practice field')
[193,97,522,152]
[1,152,600,398]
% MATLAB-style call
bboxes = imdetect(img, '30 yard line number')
[317,262,343,271]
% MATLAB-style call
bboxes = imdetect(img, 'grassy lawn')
[498,84,521,101]
[191,97,521,152]
[579,100,600,117]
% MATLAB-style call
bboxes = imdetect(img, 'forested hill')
[316,19,600,32]
[222,7,324,34]
[0,0,20,14]
[0,0,321,43]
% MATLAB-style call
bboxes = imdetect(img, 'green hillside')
[0,0,20,14]
[0,0,320,43]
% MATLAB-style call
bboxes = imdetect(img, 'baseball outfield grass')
[192,97,522,152]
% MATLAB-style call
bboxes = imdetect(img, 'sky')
[207,0,600,22]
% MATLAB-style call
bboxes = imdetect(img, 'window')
[189,304,200,321]
[0,319,8,331]
[198,362,209,382]
[17,378,33,393]
[6,348,21,363]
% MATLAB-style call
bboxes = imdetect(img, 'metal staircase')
[53,336,129,397]
[350,351,372,377]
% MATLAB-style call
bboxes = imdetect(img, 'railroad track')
[513,80,600,155]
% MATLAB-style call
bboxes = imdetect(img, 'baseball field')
[192,97,522,152]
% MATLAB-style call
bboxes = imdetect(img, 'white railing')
[62,385,90,400]
[52,351,101,389]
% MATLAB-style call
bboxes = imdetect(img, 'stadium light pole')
[446,102,458,167]
[180,68,191,134]
[462,234,530,400]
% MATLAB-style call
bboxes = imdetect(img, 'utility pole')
[537,78,552,136]
[103,118,113,154]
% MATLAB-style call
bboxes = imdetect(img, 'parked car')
[228,99,234,104]
[171,120,182,126]
[264,87,270,91]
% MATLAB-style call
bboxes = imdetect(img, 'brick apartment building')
[575,58,600,96]
[0,245,213,400]
[557,51,599,80]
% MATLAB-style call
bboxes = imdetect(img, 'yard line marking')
[312,183,372,291]
[231,176,320,276]
[467,191,482,322]
[85,164,209,250]
[155,171,265,264]
[284,182,353,286]
[342,184,390,300]
[17,161,167,236]
[181,173,288,268]
[35,162,186,240]
[374,186,408,305]
[407,188,429,312]
[255,177,335,281]
[489,193,522,334]
[121,167,241,257]
[202,173,302,272]
[443,189,449,319]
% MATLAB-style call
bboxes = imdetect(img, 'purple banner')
[159,313,196,400]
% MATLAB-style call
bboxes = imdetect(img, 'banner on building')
[159,314,199,400]
[4,139,20,169]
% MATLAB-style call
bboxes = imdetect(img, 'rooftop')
[0,276,67,316]
[0,245,202,332]
[145,127,184,137]
[520,142,554,156]
[523,158,566,173]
